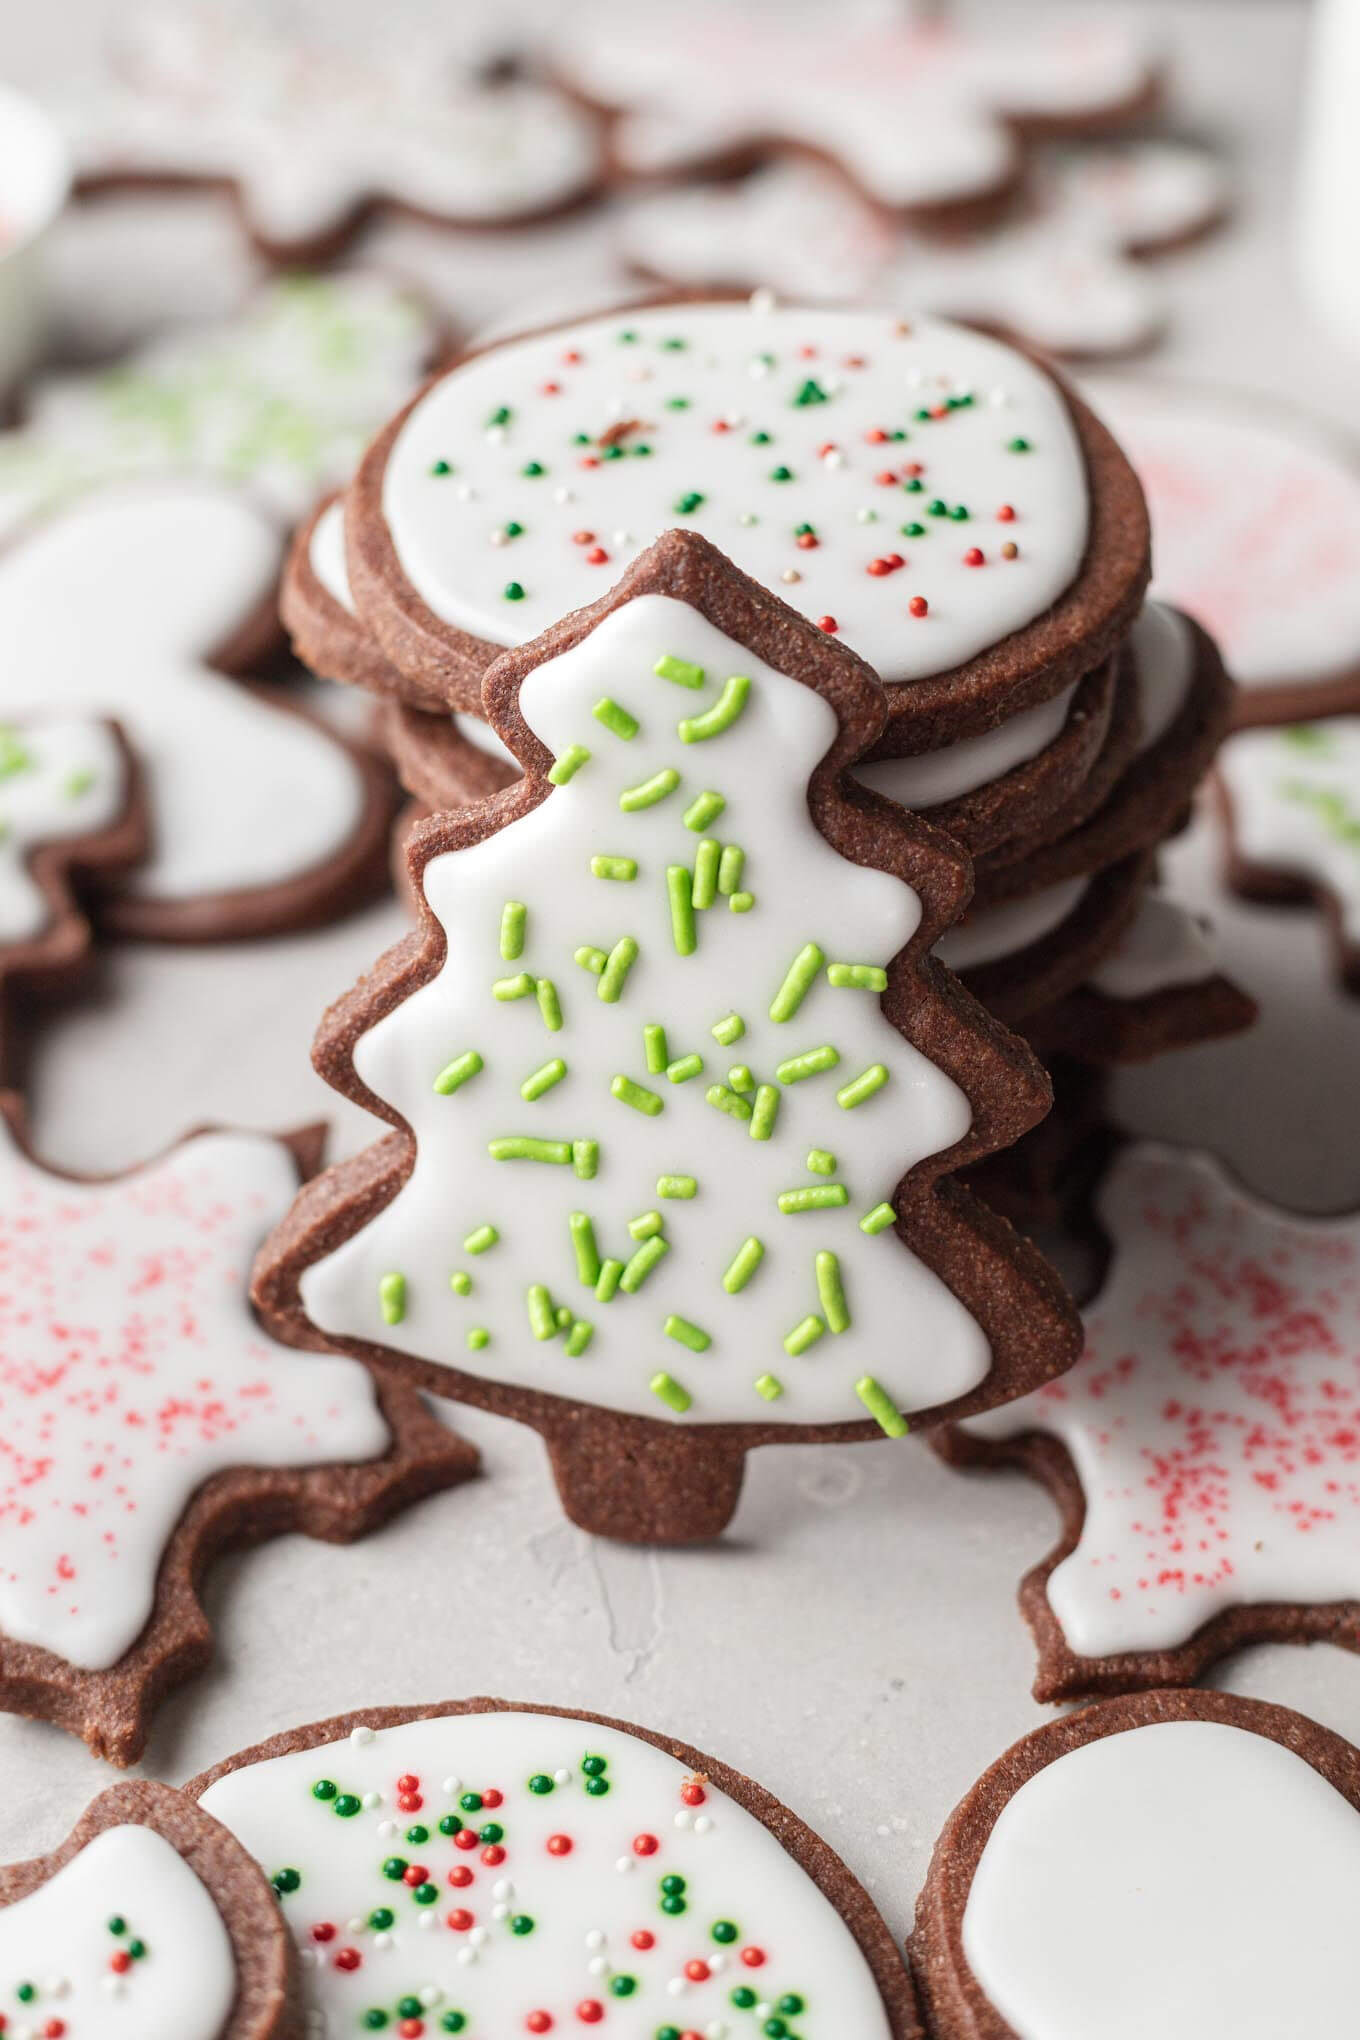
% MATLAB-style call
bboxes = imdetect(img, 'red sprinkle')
[447,1908,474,1932]
[540,381,561,396]
[482,1789,503,1808]
[685,1959,711,1981]
[909,595,929,618]
[397,1792,423,1813]
[448,1865,474,1888]
[109,1952,132,1975]
[527,2016,553,2035]
[798,343,818,359]
[712,418,732,433]
[572,530,595,545]
[741,1946,767,1968]
[579,455,600,469]
[334,1947,362,1972]
[865,427,889,444]
[454,1828,478,1852]
[996,504,1016,521]
[403,1864,429,1887]
[547,1833,573,1856]
[586,547,609,566]
[311,1922,337,1943]
[576,2002,605,2024]
[633,1833,659,1856]
[482,1844,507,1866]
[817,441,838,458]
[632,1929,656,1949]
[963,548,985,567]
[874,469,898,486]
[563,349,583,365]
[817,616,838,633]
[904,461,924,477]
[796,532,819,550]
[399,2024,424,2039]
[680,1781,706,1806]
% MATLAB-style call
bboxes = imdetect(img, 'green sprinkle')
[729,890,755,913]
[573,1139,600,1180]
[665,1314,711,1353]
[598,936,639,1003]
[595,1257,623,1302]
[621,1235,670,1293]
[536,978,563,1031]
[643,1023,670,1074]
[754,1373,784,1401]
[679,673,751,743]
[591,854,637,882]
[549,745,591,786]
[430,458,453,476]
[493,972,535,1001]
[503,581,526,602]
[629,1210,664,1242]
[522,460,546,477]
[692,838,721,910]
[857,1376,909,1437]
[489,1137,572,1164]
[784,1314,825,1357]
[449,1269,472,1296]
[527,1285,557,1341]
[728,1064,754,1093]
[861,1201,896,1235]
[521,1057,567,1101]
[837,1064,890,1109]
[612,1074,663,1116]
[565,1319,594,1357]
[684,789,726,831]
[556,1303,573,1331]
[620,767,680,812]
[575,945,608,975]
[655,653,705,689]
[657,1174,697,1199]
[468,1327,490,1350]
[717,844,745,895]
[674,491,705,515]
[750,1084,780,1142]
[776,1045,840,1085]
[949,503,969,521]
[570,1212,601,1286]
[488,405,512,427]
[667,865,697,955]
[712,1012,745,1046]
[778,1184,850,1214]
[816,1251,851,1333]
[65,767,95,798]
[723,1236,765,1293]
[593,696,639,741]
[807,1148,836,1175]
[828,963,888,991]
[651,1371,692,1414]
[793,377,828,406]
[433,1049,483,1095]
[1008,436,1032,454]
[500,901,527,960]
[464,1224,499,1255]
[707,1083,752,1123]
[379,1272,406,1325]
[770,942,826,1022]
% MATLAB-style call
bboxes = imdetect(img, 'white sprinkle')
[781,569,801,584]
[553,486,574,504]
[613,530,632,546]
[492,1878,514,1900]
[442,1776,463,1796]
[694,1813,713,1835]
[377,1819,398,1840]
[418,1910,437,1932]
[667,1975,688,1997]
[823,448,845,469]
[739,511,758,527]
[420,1986,443,2007]
[675,1808,693,1828]
[455,483,475,502]
[616,1854,634,1873]
[749,287,776,313]
[554,1767,572,1784]
[346,1915,365,1934]
[585,1929,607,1951]
[375,1931,394,1951]
[589,1955,609,1977]
[493,1903,510,1922]
[351,1725,375,1745]
[490,529,508,547]
[748,357,771,379]
[856,507,876,523]
[457,1946,477,1967]
[486,424,507,443]
[361,1791,381,1810]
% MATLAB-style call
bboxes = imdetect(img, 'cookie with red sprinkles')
[0,1778,300,2037]
[187,1697,922,2039]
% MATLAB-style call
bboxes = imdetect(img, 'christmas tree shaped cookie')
[255,530,1078,1541]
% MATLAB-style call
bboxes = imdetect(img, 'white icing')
[935,876,1089,973]
[1298,0,1360,352]
[1219,717,1360,941]
[1129,598,1195,751]
[0,718,125,942]
[0,272,436,532]
[382,304,1089,687]
[453,714,518,768]
[308,495,352,611]
[63,14,602,242]
[0,1824,236,2037]
[0,1122,388,1669]
[300,593,987,1427]
[1091,379,1360,691]
[200,1708,896,2037]
[0,482,367,905]
[965,1142,1360,1655]
[1086,891,1216,1000]
[853,682,1078,811]
[963,1719,1360,2040]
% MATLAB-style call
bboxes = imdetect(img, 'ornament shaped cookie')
[0,1100,475,1762]
[555,5,1158,221]
[190,1698,921,2039]
[65,12,605,261]
[0,481,392,941]
[1218,717,1360,992]
[911,1690,1360,2040]
[1088,377,1360,725]
[0,1779,299,2038]
[941,1139,1360,1698]
[255,529,1079,1543]
[347,300,1147,728]
[622,143,1227,359]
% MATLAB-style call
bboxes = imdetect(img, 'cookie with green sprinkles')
[187,1696,922,2038]
[0,1777,299,2036]
[252,523,1080,1544]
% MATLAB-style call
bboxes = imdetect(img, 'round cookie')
[936,851,1152,1026]
[283,493,411,697]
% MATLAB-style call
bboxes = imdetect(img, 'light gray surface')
[5,0,1360,1965]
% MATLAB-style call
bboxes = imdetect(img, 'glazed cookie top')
[197,1707,897,2037]
[377,304,1089,687]
[0,717,127,941]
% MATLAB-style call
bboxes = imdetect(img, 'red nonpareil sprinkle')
[579,455,600,469]
[633,1832,659,1855]
[817,616,838,633]
[397,1773,420,1793]
[482,1788,503,1808]
[576,2004,604,2025]
[874,469,898,486]
[930,403,948,419]
[547,1832,573,1855]
[798,343,817,359]
[796,532,819,550]
[632,1928,656,1949]
[572,530,595,545]
[963,547,985,567]
[334,1947,362,1971]
[997,503,1016,521]
[43,2024,64,2038]
[818,442,838,458]
[844,353,866,368]
[110,1951,132,1974]
[311,1921,336,1942]
[403,1863,429,1886]
[904,461,924,477]
[454,1828,478,1851]
[399,2024,424,2039]
[563,349,583,365]
[398,1791,423,1813]
[741,1946,767,1967]
[482,1843,506,1865]
[540,381,561,396]
[448,1864,473,1887]
[447,1908,474,1931]
[712,418,732,433]
[527,2016,553,2034]
[909,595,929,617]
[680,1781,707,1805]
[685,1958,711,1981]
[586,547,609,566]
[865,427,888,444]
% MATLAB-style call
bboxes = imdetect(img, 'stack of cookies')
[284,299,1252,1218]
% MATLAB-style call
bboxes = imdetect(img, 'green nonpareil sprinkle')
[712,1011,745,1046]
[776,1045,840,1085]
[464,1224,499,1255]
[807,1148,837,1175]
[657,1174,697,1199]
[666,1052,705,1084]
[828,963,888,991]
[784,1314,825,1357]
[683,789,726,832]
[706,1083,752,1123]
[573,1138,600,1180]
[527,1285,557,1341]
[674,491,705,516]
[629,1210,664,1242]
[723,1235,765,1293]
[778,1184,850,1214]
[500,901,527,960]
[643,1023,669,1074]
[816,1251,851,1333]
[565,1319,594,1358]
[717,844,745,895]
[664,1314,711,1353]
[521,1057,567,1101]
[556,1301,573,1331]
[575,945,608,975]
[857,1376,909,1437]
[754,1372,784,1401]
[379,1272,406,1325]
[489,1136,573,1164]
[569,1211,602,1286]
[861,1202,896,1235]
[837,1064,890,1110]
[678,673,752,743]
[612,1073,663,1116]
[729,891,755,913]
[621,1234,670,1293]
[770,942,826,1022]
[503,581,526,602]
[595,1257,623,1302]
[549,745,591,786]
[667,865,697,955]
[655,652,706,689]
[620,767,680,812]
[728,1064,754,1094]
[598,936,639,1002]
[467,1326,490,1350]
[692,838,721,910]
[593,696,639,741]
[493,972,535,1001]
[536,978,563,1032]
[650,1371,692,1414]
[591,854,638,882]
[750,1084,779,1142]
[433,1050,483,1096]
[449,1270,472,1296]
